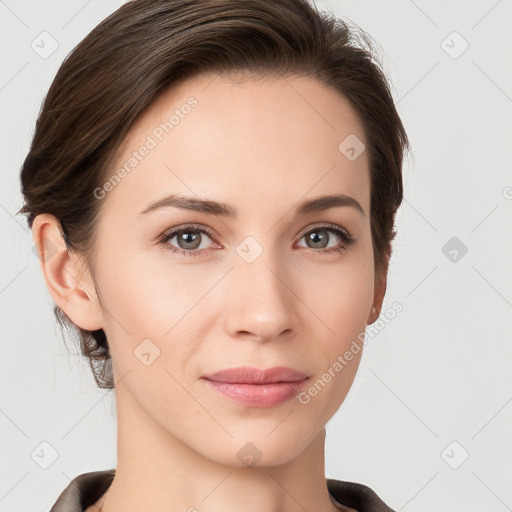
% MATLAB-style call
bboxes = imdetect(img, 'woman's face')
[87,73,379,466]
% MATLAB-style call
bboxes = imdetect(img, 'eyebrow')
[139,193,365,217]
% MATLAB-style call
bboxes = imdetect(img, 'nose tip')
[222,255,297,342]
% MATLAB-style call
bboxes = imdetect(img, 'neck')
[99,384,340,512]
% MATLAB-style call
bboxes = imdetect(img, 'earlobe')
[31,214,103,331]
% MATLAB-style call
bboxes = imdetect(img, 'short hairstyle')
[18,0,410,389]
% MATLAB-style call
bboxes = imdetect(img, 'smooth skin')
[33,72,387,512]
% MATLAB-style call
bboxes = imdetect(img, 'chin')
[194,427,316,469]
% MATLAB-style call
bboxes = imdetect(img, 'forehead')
[101,73,370,221]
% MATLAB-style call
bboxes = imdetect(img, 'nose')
[221,247,298,342]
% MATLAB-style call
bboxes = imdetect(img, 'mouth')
[201,366,309,408]
[202,365,308,384]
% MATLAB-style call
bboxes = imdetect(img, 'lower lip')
[202,378,309,407]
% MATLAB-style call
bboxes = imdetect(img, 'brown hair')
[18,0,410,389]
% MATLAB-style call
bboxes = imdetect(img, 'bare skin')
[34,73,386,512]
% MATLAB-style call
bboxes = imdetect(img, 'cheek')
[298,250,374,340]
[96,247,203,330]
[296,269,370,419]
[296,245,374,402]
[94,249,220,372]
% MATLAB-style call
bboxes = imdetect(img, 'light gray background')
[1,1,511,511]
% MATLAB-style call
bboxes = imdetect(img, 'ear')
[31,214,103,331]
[367,246,391,325]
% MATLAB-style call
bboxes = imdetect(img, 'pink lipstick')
[202,366,309,408]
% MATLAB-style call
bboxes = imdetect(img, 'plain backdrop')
[1,1,511,511]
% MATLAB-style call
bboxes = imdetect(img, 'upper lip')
[202,366,308,384]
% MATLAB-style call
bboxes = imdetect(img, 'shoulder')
[49,469,115,512]
[327,478,396,512]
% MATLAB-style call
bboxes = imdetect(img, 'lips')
[202,366,309,408]
[202,366,308,384]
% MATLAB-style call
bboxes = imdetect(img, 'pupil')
[310,231,327,248]
[180,232,200,249]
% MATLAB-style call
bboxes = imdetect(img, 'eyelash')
[158,223,355,257]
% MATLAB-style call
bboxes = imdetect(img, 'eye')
[158,222,355,257]
[159,224,219,257]
[295,223,355,254]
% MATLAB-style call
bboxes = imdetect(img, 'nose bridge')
[223,236,296,339]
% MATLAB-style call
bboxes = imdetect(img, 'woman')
[19,0,410,511]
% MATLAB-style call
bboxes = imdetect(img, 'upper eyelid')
[295,223,350,239]
[159,224,218,246]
